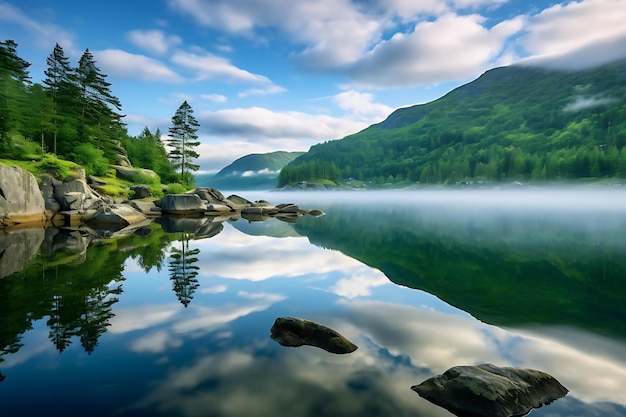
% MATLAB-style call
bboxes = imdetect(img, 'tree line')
[279,61,626,186]
[0,40,200,186]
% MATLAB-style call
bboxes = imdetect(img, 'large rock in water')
[156,194,207,215]
[270,317,358,354]
[0,165,46,225]
[84,204,147,228]
[411,364,568,417]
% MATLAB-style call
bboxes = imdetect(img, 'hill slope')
[280,60,626,186]
[197,151,304,190]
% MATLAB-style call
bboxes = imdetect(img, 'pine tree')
[75,49,122,133]
[168,101,200,186]
[0,40,31,153]
[43,43,74,155]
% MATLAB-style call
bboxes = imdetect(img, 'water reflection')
[1,189,626,417]
[168,235,201,307]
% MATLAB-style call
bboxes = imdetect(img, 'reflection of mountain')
[229,217,302,238]
[294,201,626,340]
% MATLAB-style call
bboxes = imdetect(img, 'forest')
[279,59,626,187]
[0,40,183,187]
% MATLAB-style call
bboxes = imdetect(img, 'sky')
[2,0,626,173]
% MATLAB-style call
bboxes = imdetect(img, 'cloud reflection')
[194,226,379,282]
[125,297,626,416]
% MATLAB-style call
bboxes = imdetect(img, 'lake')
[1,188,626,417]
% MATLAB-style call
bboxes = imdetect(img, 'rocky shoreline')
[1,165,323,230]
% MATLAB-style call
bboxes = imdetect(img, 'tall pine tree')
[43,43,74,155]
[168,101,200,186]
[0,40,31,154]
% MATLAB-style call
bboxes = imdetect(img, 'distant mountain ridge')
[279,59,626,186]
[196,151,304,190]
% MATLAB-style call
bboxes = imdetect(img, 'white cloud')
[348,13,523,87]
[169,0,384,69]
[200,93,228,103]
[519,0,626,69]
[332,90,394,122]
[127,29,182,55]
[192,106,368,171]
[171,50,274,84]
[0,2,76,54]
[198,106,366,141]
[94,49,184,82]
[238,85,287,97]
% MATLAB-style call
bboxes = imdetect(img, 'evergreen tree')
[167,101,200,186]
[75,49,122,135]
[43,43,74,155]
[0,40,31,154]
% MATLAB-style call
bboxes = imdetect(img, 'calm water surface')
[1,189,626,417]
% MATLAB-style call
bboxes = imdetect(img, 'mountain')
[196,151,304,190]
[279,59,626,187]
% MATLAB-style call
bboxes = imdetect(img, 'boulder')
[156,194,207,214]
[193,187,225,204]
[112,165,159,182]
[226,194,252,209]
[270,317,358,354]
[411,364,568,417]
[40,172,106,212]
[84,204,147,227]
[127,200,161,216]
[0,165,46,226]
[130,185,152,199]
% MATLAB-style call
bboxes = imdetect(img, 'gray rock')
[40,173,106,212]
[270,317,358,354]
[60,191,84,211]
[85,204,147,227]
[130,185,151,199]
[156,194,207,214]
[411,364,568,417]
[0,165,46,225]
[112,165,158,182]
[193,187,225,203]
[226,194,252,209]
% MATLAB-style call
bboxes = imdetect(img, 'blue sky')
[2,0,626,173]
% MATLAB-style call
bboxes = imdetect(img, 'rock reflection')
[0,228,44,279]
[270,317,358,354]
[411,364,568,417]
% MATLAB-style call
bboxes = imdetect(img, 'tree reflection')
[0,223,175,371]
[168,234,201,307]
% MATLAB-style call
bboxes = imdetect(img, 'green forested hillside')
[0,40,179,186]
[279,59,626,186]
[198,151,303,190]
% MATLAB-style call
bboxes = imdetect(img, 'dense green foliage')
[0,40,180,181]
[120,126,178,184]
[280,60,626,186]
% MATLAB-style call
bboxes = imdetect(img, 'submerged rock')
[270,317,358,354]
[411,364,568,417]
